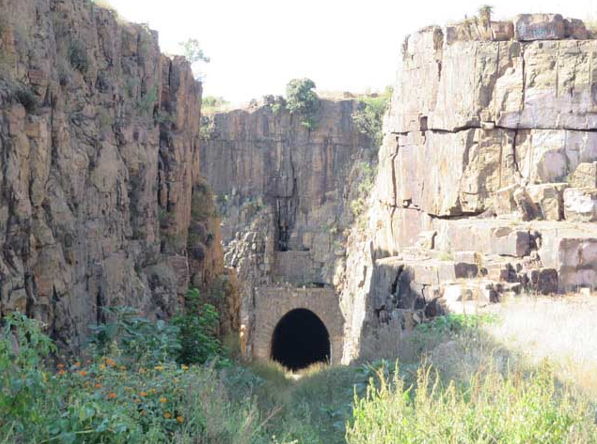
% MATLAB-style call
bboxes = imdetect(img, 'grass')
[4,293,597,443]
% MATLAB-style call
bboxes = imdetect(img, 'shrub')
[12,83,39,112]
[173,289,222,365]
[90,306,181,365]
[285,78,319,128]
[68,41,89,73]
[351,87,392,147]
[0,313,55,431]
[347,362,597,444]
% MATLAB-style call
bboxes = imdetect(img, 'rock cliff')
[340,14,597,362]
[0,0,223,347]
[200,99,376,357]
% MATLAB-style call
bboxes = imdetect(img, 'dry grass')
[483,292,597,397]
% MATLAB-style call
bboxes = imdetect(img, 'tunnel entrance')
[270,308,330,371]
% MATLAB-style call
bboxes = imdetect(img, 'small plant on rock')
[478,4,494,26]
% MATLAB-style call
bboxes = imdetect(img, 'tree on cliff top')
[180,38,210,80]
[286,78,319,129]
[286,79,318,115]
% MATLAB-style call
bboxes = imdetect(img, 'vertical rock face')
[200,100,375,358]
[0,0,223,347]
[340,16,597,363]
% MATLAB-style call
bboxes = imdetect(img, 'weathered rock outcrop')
[339,15,597,363]
[0,0,223,347]
[200,99,375,358]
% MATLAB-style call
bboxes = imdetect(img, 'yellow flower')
[140,391,148,397]
[100,364,106,370]
[57,363,65,369]
[164,412,171,419]
[176,416,184,423]
[150,388,157,394]
[159,397,167,403]
[134,398,141,403]
[181,365,189,371]
[154,365,163,371]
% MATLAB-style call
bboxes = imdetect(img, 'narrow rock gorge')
[0,2,595,368]
[0,0,224,347]
[200,14,597,365]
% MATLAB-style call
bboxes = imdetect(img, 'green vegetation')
[199,115,216,140]
[202,96,229,113]
[286,78,319,129]
[351,87,392,147]
[180,39,210,80]
[478,5,494,26]
[2,303,597,443]
[347,362,596,444]
[173,289,222,365]
[68,41,89,73]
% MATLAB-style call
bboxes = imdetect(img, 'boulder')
[563,188,597,222]
[564,18,589,39]
[514,14,566,41]
[569,162,597,188]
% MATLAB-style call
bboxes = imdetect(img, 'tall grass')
[347,362,597,444]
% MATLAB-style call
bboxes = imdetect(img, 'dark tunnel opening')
[271,308,330,371]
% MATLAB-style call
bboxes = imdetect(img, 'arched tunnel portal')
[270,308,330,370]
[252,287,344,367]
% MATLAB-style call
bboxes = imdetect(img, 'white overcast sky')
[110,0,597,105]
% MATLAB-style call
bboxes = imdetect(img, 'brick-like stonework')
[253,287,344,364]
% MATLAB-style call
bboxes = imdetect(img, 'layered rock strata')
[0,0,223,347]
[340,15,597,362]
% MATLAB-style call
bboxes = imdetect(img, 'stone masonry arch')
[253,287,344,365]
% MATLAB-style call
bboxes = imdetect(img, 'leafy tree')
[179,39,210,80]
[478,4,493,26]
[286,78,319,116]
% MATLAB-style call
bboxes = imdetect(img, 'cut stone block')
[495,184,520,216]
[453,251,480,264]
[563,188,597,222]
[539,232,597,292]
[491,21,515,41]
[491,228,530,257]
[526,183,568,221]
[514,14,565,41]
[513,187,539,221]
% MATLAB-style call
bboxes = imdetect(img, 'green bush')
[173,289,222,365]
[90,306,181,365]
[351,87,392,147]
[68,41,89,73]
[347,362,597,444]
[0,311,270,444]
[285,78,319,129]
